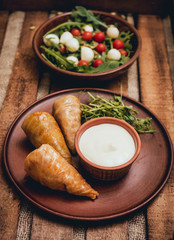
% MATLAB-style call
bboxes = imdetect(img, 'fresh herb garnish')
[81,92,155,133]
[71,6,108,29]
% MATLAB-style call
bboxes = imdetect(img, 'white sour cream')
[79,123,136,167]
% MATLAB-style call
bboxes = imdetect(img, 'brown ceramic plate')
[33,11,141,81]
[3,89,173,221]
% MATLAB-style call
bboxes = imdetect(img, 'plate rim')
[3,88,173,221]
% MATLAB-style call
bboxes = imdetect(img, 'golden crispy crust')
[24,144,99,200]
[53,95,81,154]
[22,112,72,164]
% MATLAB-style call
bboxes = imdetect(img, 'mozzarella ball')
[107,49,121,60]
[66,56,79,65]
[43,34,59,46]
[83,24,93,32]
[66,38,79,52]
[81,46,94,62]
[60,31,73,45]
[106,26,119,38]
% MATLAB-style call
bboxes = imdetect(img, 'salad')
[41,6,134,73]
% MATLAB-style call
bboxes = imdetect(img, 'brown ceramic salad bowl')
[33,9,141,81]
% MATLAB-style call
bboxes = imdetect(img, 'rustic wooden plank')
[106,72,128,95]
[0,11,25,240]
[127,15,139,101]
[16,200,33,240]
[0,11,25,110]
[31,213,73,240]
[138,14,174,240]
[36,11,56,101]
[36,72,51,99]
[73,225,86,240]
[163,15,174,98]
[127,14,147,240]
[127,59,139,101]
[11,11,49,240]
[86,221,128,240]
[128,211,147,240]
[0,11,48,240]
[0,11,9,53]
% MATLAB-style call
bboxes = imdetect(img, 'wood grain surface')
[0,11,8,53]
[0,11,25,240]
[0,10,173,240]
[138,14,174,240]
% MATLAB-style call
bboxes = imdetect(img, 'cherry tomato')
[113,39,124,49]
[119,49,127,56]
[94,32,105,43]
[82,31,93,41]
[59,44,66,52]
[78,60,89,66]
[96,43,106,53]
[93,59,104,67]
[71,28,81,36]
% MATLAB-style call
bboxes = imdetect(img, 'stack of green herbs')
[81,92,155,133]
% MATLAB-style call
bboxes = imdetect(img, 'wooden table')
[0,10,173,240]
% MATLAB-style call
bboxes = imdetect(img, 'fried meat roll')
[21,112,72,164]
[24,144,99,200]
[53,95,81,154]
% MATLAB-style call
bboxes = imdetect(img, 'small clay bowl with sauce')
[75,117,141,181]
[33,11,141,82]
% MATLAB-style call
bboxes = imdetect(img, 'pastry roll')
[53,95,81,154]
[21,112,72,164]
[24,144,99,200]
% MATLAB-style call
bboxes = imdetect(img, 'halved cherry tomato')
[113,39,124,49]
[93,59,104,67]
[59,44,66,52]
[94,32,105,43]
[71,28,81,36]
[82,31,93,41]
[119,49,127,56]
[96,43,106,53]
[78,60,89,66]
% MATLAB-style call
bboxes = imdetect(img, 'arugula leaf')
[41,46,74,69]
[105,37,113,50]
[90,61,120,73]
[75,60,120,73]
[75,6,88,17]
[44,21,83,36]
[72,6,108,29]
[118,31,134,42]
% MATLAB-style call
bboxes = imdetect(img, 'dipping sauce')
[79,123,136,167]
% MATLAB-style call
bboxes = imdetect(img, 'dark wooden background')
[0,0,173,15]
[1,0,174,35]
